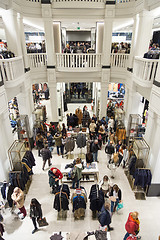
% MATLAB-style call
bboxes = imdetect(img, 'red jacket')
[125,213,139,235]
[50,168,63,180]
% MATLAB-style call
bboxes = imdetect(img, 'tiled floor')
[2,102,160,240]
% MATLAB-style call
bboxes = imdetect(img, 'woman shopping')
[30,198,43,234]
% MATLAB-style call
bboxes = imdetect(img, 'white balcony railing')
[56,53,102,70]
[110,53,129,68]
[133,57,159,83]
[0,57,24,82]
[28,53,47,69]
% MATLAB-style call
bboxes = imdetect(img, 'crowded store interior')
[0,1,160,240]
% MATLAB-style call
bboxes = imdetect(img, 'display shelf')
[17,115,32,150]
[8,140,26,171]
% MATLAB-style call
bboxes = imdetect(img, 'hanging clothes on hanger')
[76,133,86,148]
[89,184,104,212]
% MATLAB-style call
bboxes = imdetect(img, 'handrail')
[56,53,102,69]
[28,53,47,68]
[0,57,24,82]
[110,53,130,68]
[133,56,160,83]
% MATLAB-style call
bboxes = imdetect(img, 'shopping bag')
[116,202,123,211]
[37,217,49,227]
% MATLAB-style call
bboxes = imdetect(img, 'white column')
[47,69,58,122]
[18,14,30,71]
[0,109,14,181]
[127,15,139,69]
[42,4,56,66]
[2,9,22,56]
[134,10,154,57]
[100,69,110,118]
[144,108,156,147]
[102,6,115,66]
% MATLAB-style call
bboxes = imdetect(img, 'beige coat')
[89,123,96,133]
[75,109,83,124]
[11,188,25,209]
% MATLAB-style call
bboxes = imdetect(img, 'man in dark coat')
[40,145,52,170]
[99,202,113,231]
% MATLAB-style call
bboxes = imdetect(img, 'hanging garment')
[65,137,75,152]
[50,233,63,240]
[75,108,83,124]
[89,184,104,211]
[76,133,86,148]
[53,191,69,212]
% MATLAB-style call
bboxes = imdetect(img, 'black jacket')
[110,188,122,201]
[54,192,69,212]
[99,205,111,227]
[105,144,115,155]
[40,148,52,161]
[30,204,42,219]
[89,184,104,211]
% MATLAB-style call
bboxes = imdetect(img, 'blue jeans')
[72,179,80,189]
[123,232,129,240]
[111,198,119,212]
[93,152,98,162]
[57,146,63,155]
[49,146,53,152]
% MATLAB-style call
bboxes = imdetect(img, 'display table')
[61,162,99,182]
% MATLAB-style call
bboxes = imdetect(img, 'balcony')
[56,53,102,72]
[0,57,24,85]
[28,53,47,69]
[133,56,159,88]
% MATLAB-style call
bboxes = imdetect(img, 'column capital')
[104,7,115,19]
[101,68,110,83]
[42,4,52,18]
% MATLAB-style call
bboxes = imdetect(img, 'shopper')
[91,139,101,162]
[98,202,113,231]
[54,131,63,156]
[30,198,42,234]
[11,187,27,219]
[48,167,63,193]
[61,135,66,157]
[40,145,52,170]
[70,158,84,189]
[36,133,44,157]
[109,184,122,213]
[122,145,129,168]
[105,141,115,164]
[123,211,141,240]
[99,175,111,197]
[46,132,54,153]
[89,120,96,138]
[61,123,67,137]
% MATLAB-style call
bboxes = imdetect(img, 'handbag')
[126,234,137,240]
[37,217,48,227]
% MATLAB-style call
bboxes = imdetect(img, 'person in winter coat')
[89,120,96,135]
[41,145,52,170]
[123,212,141,240]
[109,184,122,213]
[46,132,54,152]
[30,198,42,234]
[48,167,63,193]
[105,141,115,163]
[122,145,129,168]
[91,140,101,162]
[54,132,63,156]
[99,202,113,231]
[11,187,26,219]
[99,175,111,197]
[36,133,44,157]
[70,158,84,189]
